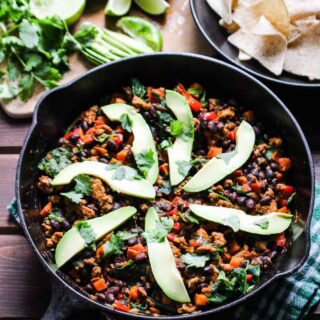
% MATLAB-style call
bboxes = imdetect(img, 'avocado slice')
[51,161,155,199]
[189,204,292,235]
[55,206,136,268]
[145,207,190,302]
[184,120,255,192]
[165,90,194,186]
[102,104,159,184]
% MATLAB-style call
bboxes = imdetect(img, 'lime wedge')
[30,0,86,25]
[133,0,169,15]
[116,16,162,51]
[105,0,132,16]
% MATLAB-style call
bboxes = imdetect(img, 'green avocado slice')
[51,161,155,199]
[55,206,136,268]
[145,207,190,303]
[102,104,159,184]
[165,90,194,186]
[184,120,255,192]
[189,204,292,235]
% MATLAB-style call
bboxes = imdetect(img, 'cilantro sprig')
[142,217,173,243]
[61,174,92,203]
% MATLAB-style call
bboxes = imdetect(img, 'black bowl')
[190,0,320,87]
[16,53,314,319]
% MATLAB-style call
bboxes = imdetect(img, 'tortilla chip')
[238,50,252,60]
[285,0,320,22]
[228,16,287,75]
[284,20,320,80]
[207,0,235,24]
[233,0,290,37]
[219,18,240,33]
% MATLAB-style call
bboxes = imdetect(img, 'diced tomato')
[64,131,73,140]
[172,222,181,232]
[64,128,83,140]
[242,184,251,193]
[201,112,218,121]
[280,199,287,207]
[234,169,242,176]
[117,293,123,300]
[167,233,175,242]
[40,202,52,218]
[282,185,294,197]
[246,274,253,282]
[113,300,130,312]
[275,233,286,247]
[251,182,261,194]
[176,83,202,112]
[171,197,188,209]
[127,244,146,260]
[228,128,237,142]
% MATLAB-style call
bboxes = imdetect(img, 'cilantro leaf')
[102,234,124,257]
[0,82,19,99]
[112,166,126,180]
[74,22,98,47]
[7,61,20,81]
[131,78,146,98]
[159,139,172,150]
[143,217,173,243]
[222,214,240,232]
[176,160,192,176]
[254,218,269,230]
[38,147,72,177]
[76,220,97,250]
[217,150,238,165]
[25,54,43,72]
[170,120,184,136]
[74,175,92,196]
[157,181,172,195]
[136,149,155,178]
[61,190,83,203]
[187,87,203,95]
[19,19,40,48]
[117,229,140,241]
[18,74,34,101]
[182,253,210,268]
[48,212,65,223]
[185,213,199,224]
[120,113,133,132]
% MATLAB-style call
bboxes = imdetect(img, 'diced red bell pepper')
[275,233,286,247]
[167,233,175,242]
[80,135,95,145]
[282,185,294,197]
[242,184,251,193]
[176,83,202,112]
[171,196,188,209]
[40,202,52,218]
[94,119,105,126]
[168,208,178,216]
[172,222,181,232]
[147,87,165,103]
[234,169,242,176]
[246,274,253,282]
[201,112,218,121]
[113,300,130,312]
[111,134,123,146]
[228,128,237,142]
[251,182,261,194]
[280,199,287,207]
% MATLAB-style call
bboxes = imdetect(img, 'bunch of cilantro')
[0,0,80,102]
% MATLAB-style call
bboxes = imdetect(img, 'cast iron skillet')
[190,0,320,87]
[16,53,314,320]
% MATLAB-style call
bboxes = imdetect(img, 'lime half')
[105,0,132,16]
[30,0,86,25]
[133,0,169,15]
[116,16,162,51]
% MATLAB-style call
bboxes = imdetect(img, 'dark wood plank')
[0,154,21,233]
[0,235,50,318]
[0,109,30,150]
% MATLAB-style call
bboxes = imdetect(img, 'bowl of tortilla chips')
[190,0,320,86]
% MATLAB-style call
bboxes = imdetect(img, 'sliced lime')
[133,0,169,15]
[105,0,132,16]
[116,16,162,51]
[30,0,86,25]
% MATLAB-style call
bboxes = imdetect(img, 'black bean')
[197,149,206,156]
[216,122,224,130]
[270,162,279,170]
[223,140,231,147]
[107,139,118,152]
[200,120,208,130]
[127,237,138,246]
[99,158,109,164]
[81,120,89,132]
[237,196,247,206]
[86,283,94,293]
[113,280,123,288]
[50,220,61,230]
[80,151,87,158]
[258,171,266,179]
[135,252,147,262]
[265,169,274,179]
[208,121,217,133]
[96,109,103,116]
[253,126,260,136]
[108,287,120,295]
[105,293,115,303]
[257,157,267,167]
[58,137,65,146]
[260,196,272,205]
[246,199,256,210]
[97,293,105,301]
[112,202,121,210]
[247,163,253,170]
[251,168,259,176]
[70,134,80,143]
[230,192,238,203]
[61,220,70,230]
[204,266,213,275]
[260,179,268,191]
[149,106,157,117]
[271,178,278,185]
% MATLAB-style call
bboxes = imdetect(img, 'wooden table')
[0,1,319,319]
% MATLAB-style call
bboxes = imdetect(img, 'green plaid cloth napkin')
[7,185,320,320]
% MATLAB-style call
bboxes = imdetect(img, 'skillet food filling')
[37,80,297,315]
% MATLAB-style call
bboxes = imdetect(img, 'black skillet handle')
[41,275,86,320]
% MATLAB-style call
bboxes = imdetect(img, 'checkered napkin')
[7,184,320,320]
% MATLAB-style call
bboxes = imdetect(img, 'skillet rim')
[16,52,315,319]
[189,0,320,88]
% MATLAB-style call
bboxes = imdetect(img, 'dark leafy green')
[120,113,133,132]
[131,78,146,98]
